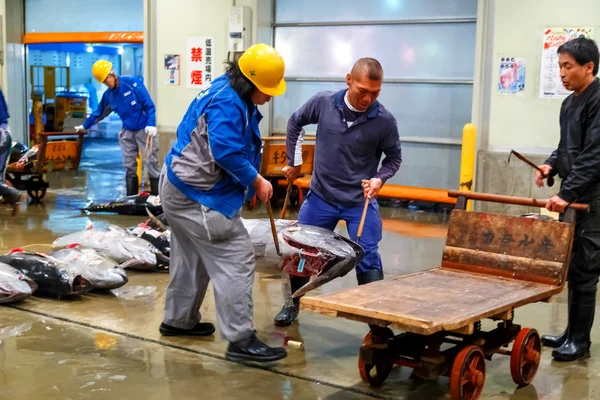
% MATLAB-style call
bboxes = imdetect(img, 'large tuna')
[51,246,129,290]
[0,262,38,303]
[0,251,91,296]
[243,219,364,297]
[53,224,167,270]
[128,224,170,258]
[82,193,163,216]
[146,212,364,297]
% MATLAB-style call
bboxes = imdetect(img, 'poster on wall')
[186,36,215,90]
[539,27,594,99]
[164,54,180,85]
[498,57,526,96]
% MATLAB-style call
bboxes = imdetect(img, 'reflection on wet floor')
[0,308,370,400]
[1,139,599,399]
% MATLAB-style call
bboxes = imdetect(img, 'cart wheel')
[510,328,541,386]
[358,328,394,387]
[27,176,47,202]
[450,345,486,400]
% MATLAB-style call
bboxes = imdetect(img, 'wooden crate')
[260,137,315,177]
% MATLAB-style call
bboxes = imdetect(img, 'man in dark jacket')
[536,37,600,362]
[274,58,402,326]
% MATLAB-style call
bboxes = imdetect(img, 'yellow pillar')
[136,151,142,186]
[459,123,477,210]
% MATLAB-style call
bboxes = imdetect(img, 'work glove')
[74,125,86,133]
[145,126,158,137]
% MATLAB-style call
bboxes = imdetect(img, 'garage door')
[271,0,478,189]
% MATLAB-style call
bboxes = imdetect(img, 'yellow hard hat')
[238,44,286,97]
[92,60,113,83]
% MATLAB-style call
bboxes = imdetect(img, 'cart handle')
[40,131,86,137]
[448,190,590,212]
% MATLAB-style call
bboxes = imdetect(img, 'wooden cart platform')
[300,191,588,400]
[302,268,560,336]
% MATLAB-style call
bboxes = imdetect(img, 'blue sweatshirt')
[286,89,402,207]
[165,74,262,218]
[83,76,156,131]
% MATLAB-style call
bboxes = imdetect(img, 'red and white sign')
[186,36,215,90]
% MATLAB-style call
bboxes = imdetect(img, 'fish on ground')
[82,193,163,216]
[0,262,38,303]
[0,250,91,296]
[51,245,128,290]
[53,224,167,270]
[128,224,170,258]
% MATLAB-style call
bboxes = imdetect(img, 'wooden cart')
[300,191,589,400]
[247,136,315,210]
[5,131,86,202]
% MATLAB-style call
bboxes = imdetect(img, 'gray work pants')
[160,169,255,343]
[119,129,160,180]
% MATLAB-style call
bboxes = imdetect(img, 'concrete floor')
[0,138,598,399]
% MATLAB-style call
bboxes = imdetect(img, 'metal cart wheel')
[27,176,47,202]
[510,328,541,386]
[450,345,486,400]
[358,328,395,387]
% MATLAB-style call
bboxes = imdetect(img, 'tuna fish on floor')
[51,246,129,290]
[0,251,91,297]
[0,262,38,304]
[53,224,168,271]
[82,193,163,216]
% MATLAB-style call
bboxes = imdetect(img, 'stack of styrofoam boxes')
[96,113,123,140]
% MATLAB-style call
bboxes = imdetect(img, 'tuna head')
[0,262,38,303]
[0,251,91,296]
[276,224,365,298]
[51,247,129,290]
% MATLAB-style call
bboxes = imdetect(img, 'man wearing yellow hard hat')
[159,44,287,362]
[76,60,160,196]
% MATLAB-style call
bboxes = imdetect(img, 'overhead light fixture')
[86,45,94,53]
[118,46,124,55]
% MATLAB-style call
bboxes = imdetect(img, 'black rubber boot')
[126,177,139,196]
[274,276,309,327]
[552,288,596,361]
[542,288,571,348]
[150,178,160,196]
[357,269,384,286]
[226,334,287,362]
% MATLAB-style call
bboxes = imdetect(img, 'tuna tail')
[146,207,168,231]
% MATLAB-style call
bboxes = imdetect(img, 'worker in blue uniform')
[76,60,159,196]
[274,58,403,326]
[0,88,27,215]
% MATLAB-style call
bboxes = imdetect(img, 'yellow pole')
[459,123,477,210]
[136,151,142,186]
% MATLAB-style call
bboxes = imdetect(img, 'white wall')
[485,0,600,154]
[153,0,262,132]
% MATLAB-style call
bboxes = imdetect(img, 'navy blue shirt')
[286,89,402,207]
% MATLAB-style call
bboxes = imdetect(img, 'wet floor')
[1,139,599,399]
